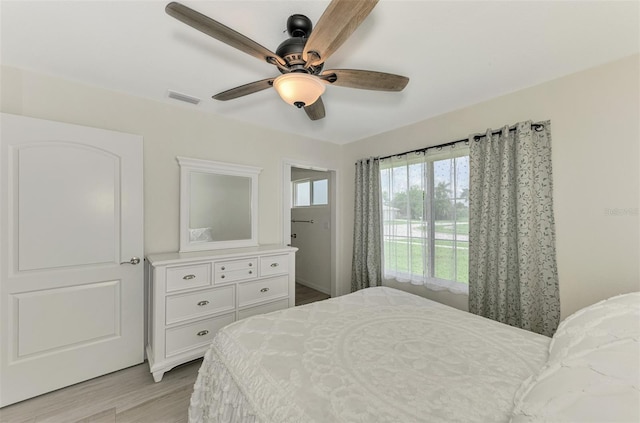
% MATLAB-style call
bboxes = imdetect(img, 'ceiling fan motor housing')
[276,15,323,75]
[276,37,324,75]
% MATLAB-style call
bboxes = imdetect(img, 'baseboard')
[296,277,330,296]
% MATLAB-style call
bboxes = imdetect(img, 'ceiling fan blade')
[321,69,409,91]
[304,97,326,121]
[166,2,285,66]
[303,0,378,67]
[212,78,275,101]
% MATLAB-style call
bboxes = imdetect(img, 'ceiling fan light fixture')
[273,73,325,108]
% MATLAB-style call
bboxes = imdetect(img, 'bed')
[189,287,640,423]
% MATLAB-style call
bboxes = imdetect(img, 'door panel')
[17,143,119,271]
[0,113,144,406]
[14,280,120,358]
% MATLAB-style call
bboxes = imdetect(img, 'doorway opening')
[282,160,338,301]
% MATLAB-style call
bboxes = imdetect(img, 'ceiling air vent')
[167,90,201,105]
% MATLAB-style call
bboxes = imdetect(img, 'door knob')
[121,257,141,265]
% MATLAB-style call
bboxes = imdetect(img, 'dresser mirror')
[177,157,261,252]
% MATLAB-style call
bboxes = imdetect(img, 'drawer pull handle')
[270,263,279,267]
[197,330,209,337]
[248,270,253,274]
[183,274,196,280]
[221,275,225,279]
[197,300,209,307]
[221,266,226,270]
[249,263,253,267]
[260,287,269,293]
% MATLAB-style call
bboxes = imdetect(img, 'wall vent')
[167,90,201,105]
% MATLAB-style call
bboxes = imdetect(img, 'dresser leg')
[152,371,164,383]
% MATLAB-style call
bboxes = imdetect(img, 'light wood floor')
[1,285,331,423]
[0,358,201,423]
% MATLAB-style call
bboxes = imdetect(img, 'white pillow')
[510,292,640,423]
[549,292,640,362]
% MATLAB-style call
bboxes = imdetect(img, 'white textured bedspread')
[189,287,549,423]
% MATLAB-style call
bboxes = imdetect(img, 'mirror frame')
[177,156,262,252]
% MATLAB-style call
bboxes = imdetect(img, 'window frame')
[379,146,469,293]
[292,177,329,208]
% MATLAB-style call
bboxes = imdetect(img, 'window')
[380,145,469,293]
[293,178,328,207]
[294,180,311,207]
[312,179,328,205]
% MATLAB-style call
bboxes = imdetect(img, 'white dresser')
[145,244,297,382]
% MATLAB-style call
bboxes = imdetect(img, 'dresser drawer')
[166,285,235,325]
[238,298,289,320]
[166,263,211,292]
[165,313,234,357]
[214,258,258,284]
[259,254,289,277]
[238,276,288,308]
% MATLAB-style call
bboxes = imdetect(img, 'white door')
[0,113,144,407]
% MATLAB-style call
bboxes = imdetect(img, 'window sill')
[292,204,329,209]
[384,273,469,295]
[424,277,469,295]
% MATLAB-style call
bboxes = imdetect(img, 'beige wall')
[3,55,639,320]
[0,66,343,256]
[340,54,640,318]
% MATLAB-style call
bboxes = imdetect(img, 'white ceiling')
[1,1,638,144]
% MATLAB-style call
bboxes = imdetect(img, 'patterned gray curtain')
[468,120,560,336]
[352,158,382,292]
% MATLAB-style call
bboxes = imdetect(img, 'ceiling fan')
[166,0,409,121]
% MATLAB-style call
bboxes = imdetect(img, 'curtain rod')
[375,122,545,162]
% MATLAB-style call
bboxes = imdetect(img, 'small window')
[312,179,328,205]
[294,181,311,207]
[293,178,328,207]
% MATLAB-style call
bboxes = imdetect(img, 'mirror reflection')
[189,172,252,242]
